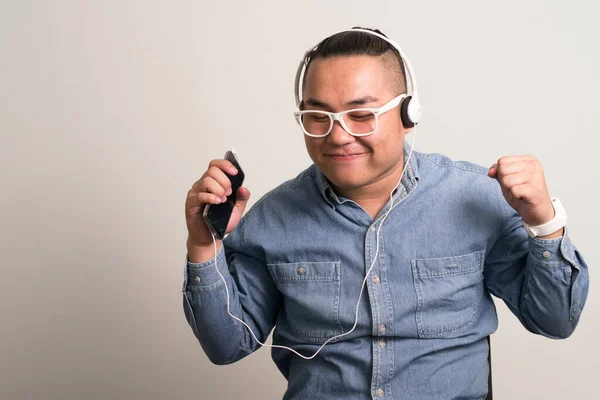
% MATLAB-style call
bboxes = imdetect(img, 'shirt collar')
[315,142,420,207]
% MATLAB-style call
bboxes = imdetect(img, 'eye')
[304,113,330,123]
[348,112,375,121]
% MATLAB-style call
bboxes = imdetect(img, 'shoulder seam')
[415,153,489,176]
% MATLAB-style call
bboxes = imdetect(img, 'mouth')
[326,152,367,162]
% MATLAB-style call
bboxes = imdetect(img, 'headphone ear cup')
[400,96,415,128]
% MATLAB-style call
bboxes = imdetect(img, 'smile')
[327,153,367,161]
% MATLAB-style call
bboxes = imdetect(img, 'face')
[302,55,410,193]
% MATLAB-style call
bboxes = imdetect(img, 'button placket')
[367,220,392,400]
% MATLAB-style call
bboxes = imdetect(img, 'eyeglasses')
[294,93,407,138]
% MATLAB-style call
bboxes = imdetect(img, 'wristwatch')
[522,197,568,238]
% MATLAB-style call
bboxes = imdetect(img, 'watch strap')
[522,197,568,238]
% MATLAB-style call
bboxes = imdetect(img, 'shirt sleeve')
[182,219,282,364]
[483,202,589,339]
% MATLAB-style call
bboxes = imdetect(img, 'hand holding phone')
[202,150,245,240]
[185,150,249,258]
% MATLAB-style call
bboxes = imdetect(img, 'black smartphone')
[202,149,245,240]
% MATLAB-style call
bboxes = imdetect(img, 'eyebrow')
[305,96,380,110]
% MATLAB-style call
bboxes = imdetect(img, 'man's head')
[302,28,407,99]
[299,28,412,195]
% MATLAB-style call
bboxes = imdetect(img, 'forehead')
[303,55,394,101]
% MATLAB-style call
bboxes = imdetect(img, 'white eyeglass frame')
[294,93,407,138]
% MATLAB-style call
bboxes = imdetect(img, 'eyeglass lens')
[300,110,377,136]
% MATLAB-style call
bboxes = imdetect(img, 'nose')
[327,119,355,146]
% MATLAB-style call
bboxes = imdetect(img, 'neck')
[335,155,405,219]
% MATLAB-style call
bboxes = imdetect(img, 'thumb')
[233,187,251,213]
[488,163,498,178]
[226,187,251,234]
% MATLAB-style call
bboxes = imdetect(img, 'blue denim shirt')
[182,145,589,400]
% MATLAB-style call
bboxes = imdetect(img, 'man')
[182,28,589,399]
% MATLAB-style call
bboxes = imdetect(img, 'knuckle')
[207,165,218,176]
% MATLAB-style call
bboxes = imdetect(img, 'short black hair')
[302,27,407,94]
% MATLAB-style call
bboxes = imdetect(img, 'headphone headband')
[294,28,422,127]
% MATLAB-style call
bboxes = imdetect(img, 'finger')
[186,191,224,213]
[499,171,530,189]
[233,187,251,211]
[206,166,234,195]
[489,160,532,178]
[193,168,230,192]
[226,187,252,233]
[209,159,239,176]
[496,160,536,178]
[197,176,227,198]
[496,163,530,183]
[497,155,537,166]
[236,186,251,201]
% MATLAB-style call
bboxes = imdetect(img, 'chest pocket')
[411,250,485,338]
[267,261,343,343]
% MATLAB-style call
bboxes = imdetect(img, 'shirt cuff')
[182,246,230,292]
[528,226,578,269]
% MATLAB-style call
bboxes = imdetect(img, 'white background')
[1,1,598,399]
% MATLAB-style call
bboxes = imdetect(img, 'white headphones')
[294,27,422,128]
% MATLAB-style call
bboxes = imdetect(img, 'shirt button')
[193,276,201,283]
[371,226,376,232]
[379,324,386,334]
[373,275,381,285]
[543,251,551,258]
[376,388,384,397]
[379,339,386,348]
[297,267,306,275]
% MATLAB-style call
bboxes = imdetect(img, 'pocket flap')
[413,250,484,278]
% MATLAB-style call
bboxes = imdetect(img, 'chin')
[322,169,366,190]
